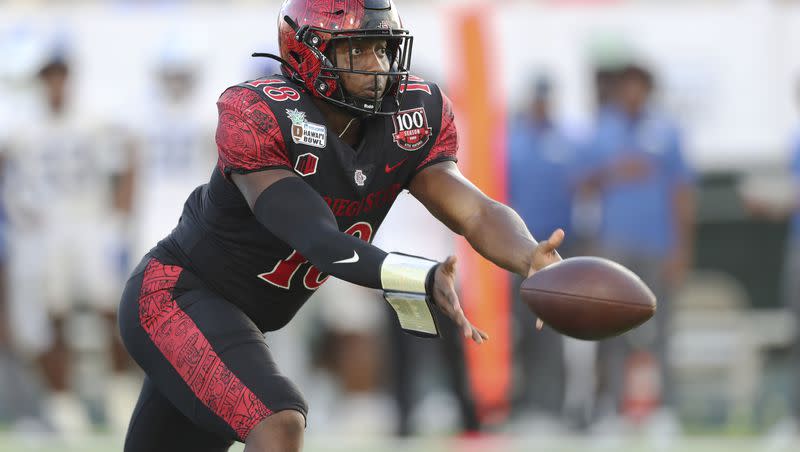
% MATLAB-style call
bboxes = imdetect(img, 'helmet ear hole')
[322,46,337,68]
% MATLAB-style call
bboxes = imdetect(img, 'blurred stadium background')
[2,0,800,451]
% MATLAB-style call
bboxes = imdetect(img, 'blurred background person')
[593,65,622,123]
[2,43,129,434]
[130,38,216,260]
[95,119,139,433]
[0,57,45,432]
[506,74,577,431]
[3,48,88,434]
[0,28,53,434]
[577,63,695,434]
[557,62,627,433]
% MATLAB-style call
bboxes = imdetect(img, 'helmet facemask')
[272,0,414,116]
[317,29,413,116]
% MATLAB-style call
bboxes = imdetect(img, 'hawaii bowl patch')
[392,107,432,151]
[286,108,327,148]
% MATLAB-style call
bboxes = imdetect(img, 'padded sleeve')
[254,177,387,289]
[215,86,292,176]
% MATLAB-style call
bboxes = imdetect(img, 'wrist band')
[380,252,438,294]
[381,253,440,338]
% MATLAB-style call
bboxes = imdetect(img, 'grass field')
[0,434,794,452]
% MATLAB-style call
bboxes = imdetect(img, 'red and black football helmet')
[263,0,413,116]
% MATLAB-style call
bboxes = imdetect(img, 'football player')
[119,1,564,451]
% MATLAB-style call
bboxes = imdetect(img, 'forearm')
[462,200,537,277]
[243,174,442,338]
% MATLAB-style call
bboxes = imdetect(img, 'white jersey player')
[131,54,216,259]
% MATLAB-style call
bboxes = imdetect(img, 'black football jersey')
[152,74,458,332]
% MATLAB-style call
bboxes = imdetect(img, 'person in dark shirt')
[118,1,564,451]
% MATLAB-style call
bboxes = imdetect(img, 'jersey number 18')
[257,222,373,290]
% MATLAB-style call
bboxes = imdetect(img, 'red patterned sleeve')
[415,91,458,171]
[215,87,291,176]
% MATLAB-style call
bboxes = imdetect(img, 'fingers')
[442,291,486,344]
[442,255,457,275]
[435,256,488,345]
[540,228,565,253]
[471,327,490,344]
[453,305,490,345]
[469,326,487,344]
[536,318,544,330]
[454,305,472,339]
[435,256,469,337]
[443,290,472,339]
[448,295,488,345]
[470,328,481,344]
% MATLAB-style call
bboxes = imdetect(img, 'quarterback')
[119,1,564,451]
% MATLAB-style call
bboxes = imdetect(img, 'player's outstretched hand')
[527,228,565,331]
[431,256,490,344]
[527,228,565,278]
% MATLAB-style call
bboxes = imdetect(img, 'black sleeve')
[253,177,386,289]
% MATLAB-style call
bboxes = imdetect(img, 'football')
[520,256,657,340]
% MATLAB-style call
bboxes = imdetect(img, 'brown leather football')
[520,256,657,340]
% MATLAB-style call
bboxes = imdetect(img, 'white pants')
[7,220,120,356]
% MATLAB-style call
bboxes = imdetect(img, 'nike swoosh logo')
[385,158,408,174]
[333,251,359,264]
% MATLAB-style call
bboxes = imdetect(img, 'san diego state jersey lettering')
[153,74,459,332]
